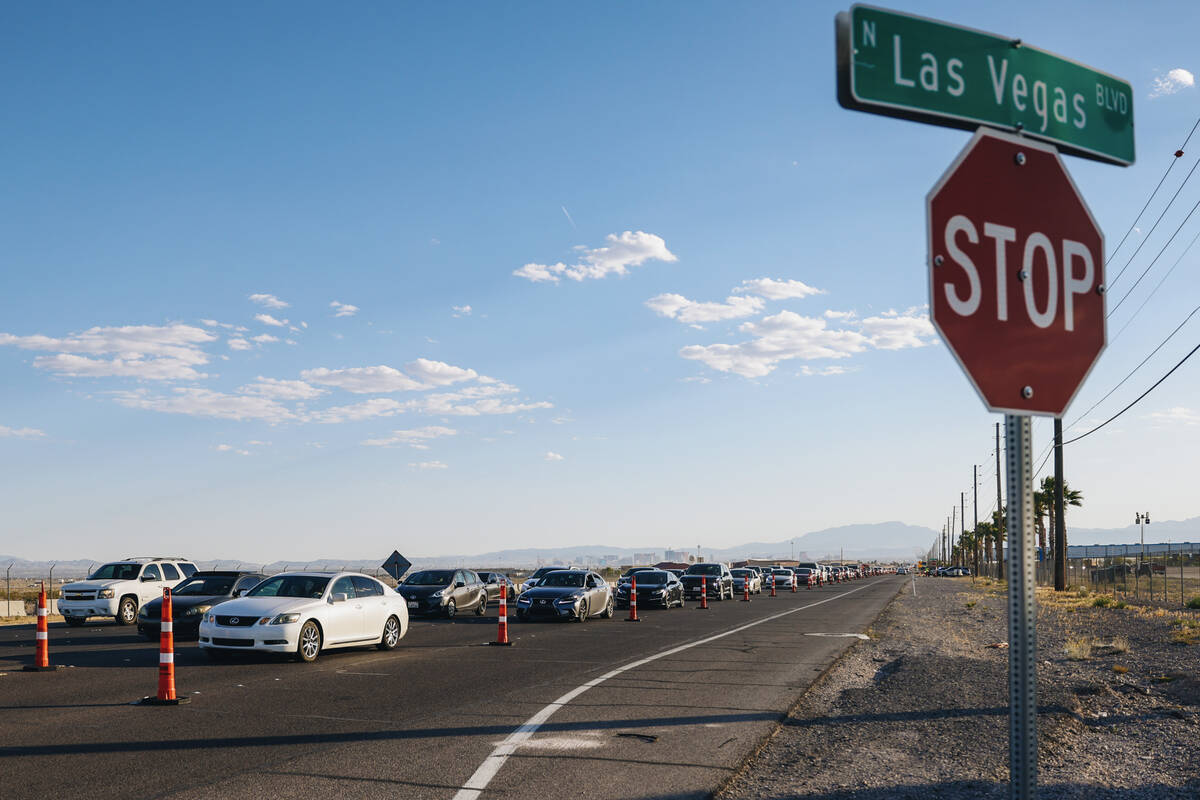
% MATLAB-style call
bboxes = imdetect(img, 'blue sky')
[2,1,1198,561]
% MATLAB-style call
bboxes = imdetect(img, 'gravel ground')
[718,576,1200,799]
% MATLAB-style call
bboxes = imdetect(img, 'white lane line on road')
[452,581,877,800]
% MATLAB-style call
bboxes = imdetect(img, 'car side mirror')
[331,592,348,603]
[455,581,464,588]
[236,589,247,597]
[141,575,156,582]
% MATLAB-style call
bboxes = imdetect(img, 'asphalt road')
[0,576,903,800]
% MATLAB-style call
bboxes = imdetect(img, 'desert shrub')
[1092,595,1114,608]
[1065,637,1092,660]
[1186,596,1200,610]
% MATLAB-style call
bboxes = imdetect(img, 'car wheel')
[377,615,402,651]
[576,600,589,622]
[445,600,456,619]
[64,615,85,627]
[475,594,487,616]
[116,597,137,625]
[601,596,614,618]
[297,620,322,663]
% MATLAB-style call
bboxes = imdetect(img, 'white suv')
[59,557,198,626]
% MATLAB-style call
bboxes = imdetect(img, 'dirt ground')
[718,575,1200,799]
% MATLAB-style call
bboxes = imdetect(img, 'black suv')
[681,563,734,601]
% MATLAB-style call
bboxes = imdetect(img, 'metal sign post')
[1006,414,1036,798]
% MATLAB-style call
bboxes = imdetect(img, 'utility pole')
[996,421,1005,581]
[974,464,980,575]
[1053,418,1067,591]
[951,506,957,565]
[960,492,966,566]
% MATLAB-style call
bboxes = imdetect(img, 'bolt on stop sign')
[927,128,1105,416]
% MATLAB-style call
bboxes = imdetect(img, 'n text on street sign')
[382,550,412,582]
[836,4,1135,165]
[927,128,1106,417]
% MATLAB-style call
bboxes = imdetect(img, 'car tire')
[64,615,85,627]
[297,620,322,663]
[377,615,402,651]
[445,600,456,620]
[576,601,588,622]
[116,597,137,626]
[601,596,614,618]
[475,594,487,616]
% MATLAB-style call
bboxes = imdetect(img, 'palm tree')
[1037,476,1084,556]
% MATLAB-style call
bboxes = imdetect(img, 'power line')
[1062,338,1200,446]
[1108,117,1200,287]
[1108,195,1200,318]
[1110,227,1200,345]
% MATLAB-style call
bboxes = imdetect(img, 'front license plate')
[407,601,418,609]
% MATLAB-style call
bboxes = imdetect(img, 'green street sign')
[836,5,1134,165]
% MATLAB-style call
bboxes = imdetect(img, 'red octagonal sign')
[928,129,1106,417]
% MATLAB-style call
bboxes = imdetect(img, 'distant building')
[634,552,657,565]
[602,554,620,567]
[664,549,690,562]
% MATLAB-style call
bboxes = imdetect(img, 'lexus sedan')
[770,568,797,590]
[398,569,487,618]
[515,570,614,622]
[614,569,683,609]
[730,568,762,595]
[197,571,408,663]
[138,570,266,640]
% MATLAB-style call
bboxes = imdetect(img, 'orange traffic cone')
[138,588,189,705]
[791,574,797,593]
[770,574,777,597]
[23,582,62,672]
[742,579,751,602]
[625,576,641,622]
[696,576,709,610]
[489,589,513,645]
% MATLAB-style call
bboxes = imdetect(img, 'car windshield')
[539,572,585,587]
[531,567,566,579]
[632,571,666,584]
[731,569,753,577]
[686,564,721,576]
[773,570,791,576]
[173,576,237,596]
[404,571,453,586]
[247,575,330,599]
[88,563,140,581]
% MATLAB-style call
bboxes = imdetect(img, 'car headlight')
[184,605,211,616]
[430,590,443,598]
[269,613,301,625]
[98,588,115,599]
[555,594,581,605]
[516,596,531,605]
[652,589,665,596]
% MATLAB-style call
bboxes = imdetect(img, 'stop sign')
[927,128,1105,416]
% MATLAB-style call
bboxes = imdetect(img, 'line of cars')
[54,555,891,663]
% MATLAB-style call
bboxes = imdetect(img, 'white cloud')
[799,365,857,377]
[255,313,288,327]
[301,360,476,393]
[215,444,251,455]
[308,398,405,424]
[514,231,677,283]
[249,293,289,309]
[824,310,857,320]
[1147,407,1200,426]
[361,425,458,447]
[239,377,326,401]
[544,451,564,461]
[330,301,359,318]
[200,319,220,327]
[452,305,472,317]
[1150,68,1195,98]
[31,353,209,381]
[0,425,45,439]
[404,382,553,416]
[679,311,870,378]
[734,278,825,300]
[409,461,448,470]
[678,306,934,378]
[113,388,298,423]
[251,334,279,344]
[228,338,252,351]
[645,293,764,324]
[859,308,936,350]
[302,365,426,394]
[405,358,478,387]
[0,324,216,381]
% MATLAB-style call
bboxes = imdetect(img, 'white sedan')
[198,571,408,663]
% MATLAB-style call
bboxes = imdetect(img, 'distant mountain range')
[5,517,1198,579]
